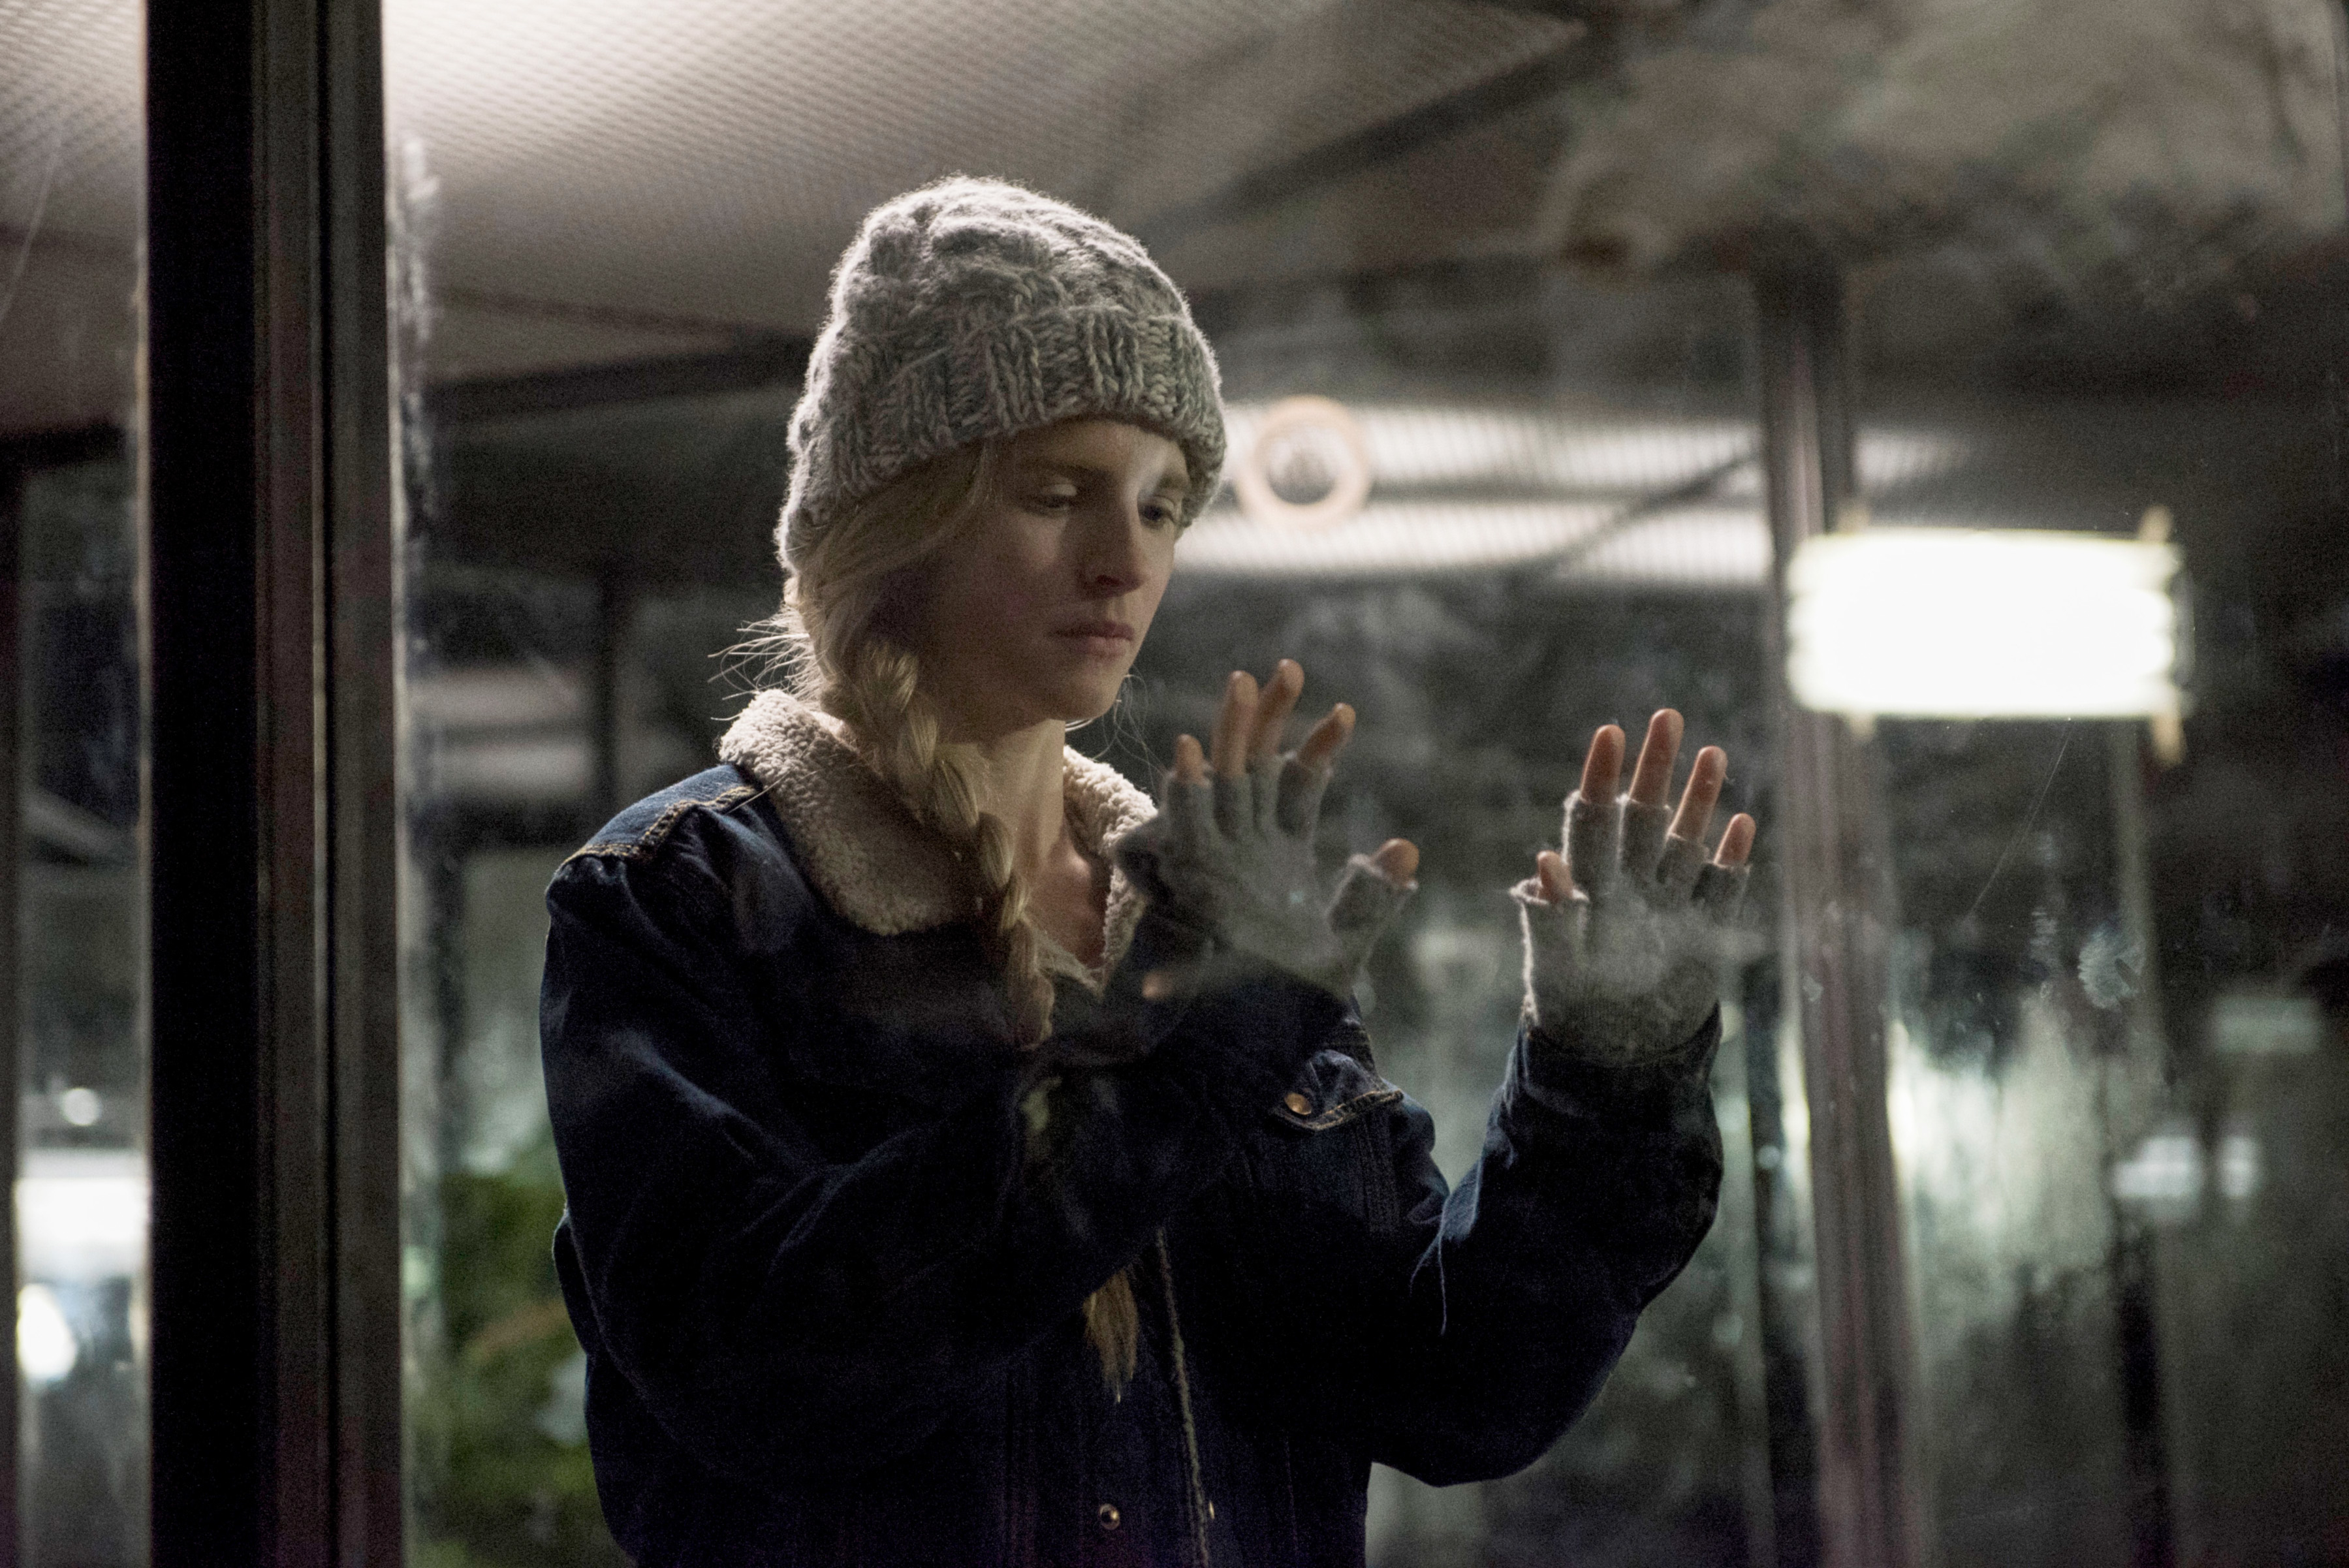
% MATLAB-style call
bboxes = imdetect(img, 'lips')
[1055,619,1135,643]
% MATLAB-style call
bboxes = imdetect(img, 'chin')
[1038,672,1130,727]
[1064,684,1128,726]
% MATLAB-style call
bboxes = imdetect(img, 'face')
[913,418,1188,740]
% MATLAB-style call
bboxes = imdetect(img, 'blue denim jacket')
[539,759,1722,1567]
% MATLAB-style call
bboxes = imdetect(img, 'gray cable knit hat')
[779,177,1225,574]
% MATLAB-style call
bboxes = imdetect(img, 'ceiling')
[3,0,2344,434]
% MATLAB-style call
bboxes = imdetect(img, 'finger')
[1371,838,1419,884]
[1161,769,1212,851]
[1248,659,1303,761]
[1249,754,1284,834]
[1274,755,1330,836]
[1579,723,1625,804]
[1655,834,1707,896]
[1173,732,1206,785]
[1330,855,1417,975]
[1715,812,1756,869]
[1627,709,1682,806]
[1294,702,1355,771]
[1514,876,1586,1007]
[1695,860,1750,919]
[1621,798,1671,883]
[1212,670,1257,779]
[1535,848,1574,904]
[1213,767,1250,838]
[1564,789,1621,900]
[1670,745,1726,845]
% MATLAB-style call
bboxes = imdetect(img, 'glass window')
[4,2,148,1563]
[385,3,2349,1565]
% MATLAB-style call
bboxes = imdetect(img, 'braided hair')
[759,440,1142,1392]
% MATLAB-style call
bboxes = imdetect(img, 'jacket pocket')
[1250,1045,1406,1231]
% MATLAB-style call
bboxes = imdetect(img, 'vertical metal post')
[2104,721,2176,1568]
[1740,959,1825,1567]
[1753,260,1925,1568]
[324,0,404,1557]
[145,0,399,1561]
[1711,1001,1781,1568]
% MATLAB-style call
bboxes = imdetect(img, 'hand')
[1114,660,1419,998]
[1515,710,1757,1061]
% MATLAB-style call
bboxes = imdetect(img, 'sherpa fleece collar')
[717,689,1157,980]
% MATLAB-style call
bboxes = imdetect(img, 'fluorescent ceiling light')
[1787,527,2180,718]
[1218,403,1752,494]
[1178,499,1617,576]
[1556,506,1771,589]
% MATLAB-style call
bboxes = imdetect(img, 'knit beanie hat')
[779,177,1225,574]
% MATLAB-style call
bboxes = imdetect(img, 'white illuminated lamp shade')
[1787,527,2181,719]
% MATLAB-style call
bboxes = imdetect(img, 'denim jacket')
[539,692,1722,1567]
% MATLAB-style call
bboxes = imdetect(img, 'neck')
[938,713,1070,877]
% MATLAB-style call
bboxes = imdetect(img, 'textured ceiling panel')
[419,296,738,383]
[10,0,2344,431]
[1,0,142,435]
[1148,93,1569,292]
[0,0,141,244]
[384,0,1575,343]
[1077,0,1577,224]
[1537,0,2343,289]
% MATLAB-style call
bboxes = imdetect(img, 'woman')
[540,177,1757,1567]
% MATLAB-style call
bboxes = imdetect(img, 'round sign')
[1232,396,1373,532]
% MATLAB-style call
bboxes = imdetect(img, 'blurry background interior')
[7,0,2349,1564]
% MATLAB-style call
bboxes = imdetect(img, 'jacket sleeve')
[1244,1016,1723,1484]
[538,815,1345,1488]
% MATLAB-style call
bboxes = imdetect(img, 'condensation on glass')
[385,2,2349,1565]
[3,1,149,1563]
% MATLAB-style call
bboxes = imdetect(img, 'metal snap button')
[1283,1091,1313,1115]
[1097,1502,1122,1531]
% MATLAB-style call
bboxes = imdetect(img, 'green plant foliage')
[412,1141,628,1567]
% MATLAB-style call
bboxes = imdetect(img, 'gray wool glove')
[1114,752,1414,1001]
[1514,790,1750,1063]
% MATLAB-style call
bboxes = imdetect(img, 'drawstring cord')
[1154,1229,1214,1568]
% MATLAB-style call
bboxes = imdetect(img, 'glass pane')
[1139,298,1788,1565]
[1850,205,2349,1568]
[3,1,149,1562]
[392,450,780,1562]
[380,7,1784,1563]
[386,3,2349,1566]
[1811,15,2349,1564]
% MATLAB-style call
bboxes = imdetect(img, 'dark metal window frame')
[144,0,401,1561]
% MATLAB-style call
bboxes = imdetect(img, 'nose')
[1080,501,1152,595]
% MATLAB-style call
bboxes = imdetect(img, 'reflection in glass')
[6,1,148,1559]
[14,454,144,1563]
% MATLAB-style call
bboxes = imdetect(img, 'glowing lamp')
[1786,527,2181,719]
[18,1285,77,1386]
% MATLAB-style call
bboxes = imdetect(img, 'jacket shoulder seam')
[562,782,764,868]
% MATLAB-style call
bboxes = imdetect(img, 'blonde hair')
[761,441,1142,1394]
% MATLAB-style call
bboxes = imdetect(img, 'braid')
[830,640,1056,1044]
[760,445,1139,1394]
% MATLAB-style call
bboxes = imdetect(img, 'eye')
[1024,485,1079,513]
[1141,498,1182,529]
